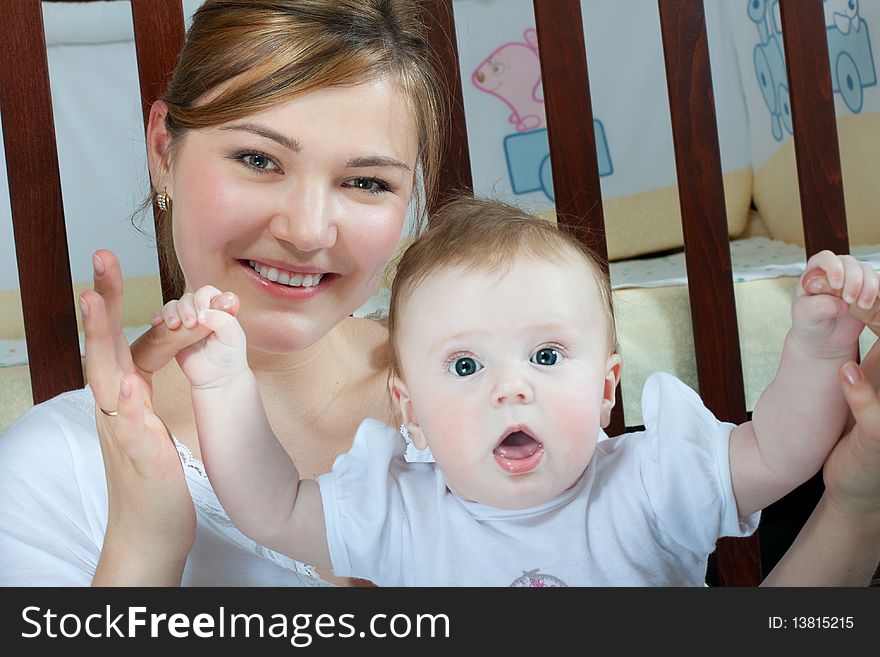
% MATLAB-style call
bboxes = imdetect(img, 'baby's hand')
[156,286,249,388]
[792,251,880,357]
[803,265,880,338]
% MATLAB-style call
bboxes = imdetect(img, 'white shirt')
[318,372,759,586]
[0,387,328,586]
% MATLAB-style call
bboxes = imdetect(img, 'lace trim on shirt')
[172,438,323,585]
[63,387,322,585]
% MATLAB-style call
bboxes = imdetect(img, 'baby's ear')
[600,353,622,429]
[390,375,427,449]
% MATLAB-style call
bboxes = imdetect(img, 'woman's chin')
[241,316,346,357]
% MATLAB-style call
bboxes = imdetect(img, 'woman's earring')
[156,190,170,212]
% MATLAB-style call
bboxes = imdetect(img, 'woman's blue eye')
[242,153,275,170]
[531,348,563,366]
[348,177,390,194]
[448,357,483,377]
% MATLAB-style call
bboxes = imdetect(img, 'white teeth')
[248,260,324,287]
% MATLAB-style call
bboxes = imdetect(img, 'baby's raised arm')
[729,252,880,516]
[164,287,331,570]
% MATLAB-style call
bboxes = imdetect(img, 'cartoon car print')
[503,121,613,203]
[749,0,876,140]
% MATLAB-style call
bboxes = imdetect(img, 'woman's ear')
[600,353,622,429]
[390,375,427,449]
[146,100,173,189]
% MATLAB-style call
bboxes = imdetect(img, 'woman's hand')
[83,251,234,585]
[824,361,880,519]
[761,361,880,586]
[91,374,197,585]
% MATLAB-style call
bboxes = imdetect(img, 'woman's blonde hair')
[152,0,445,293]
[387,196,618,378]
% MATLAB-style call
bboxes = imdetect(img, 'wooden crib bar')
[130,0,186,303]
[657,0,758,586]
[532,0,625,437]
[423,0,474,209]
[658,0,748,430]
[0,0,83,404]
[779,0,850,256]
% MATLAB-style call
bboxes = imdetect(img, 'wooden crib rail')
[658,0,758,586]
[423,0,474,208]
[130,0,186,304]
[532,0,625,436]
[779,0,849,257]
[0,0,83,404]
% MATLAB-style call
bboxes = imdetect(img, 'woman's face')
[164,78,418,354]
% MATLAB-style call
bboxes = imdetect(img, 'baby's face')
[394,252,619,509]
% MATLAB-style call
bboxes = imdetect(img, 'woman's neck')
[247,322,355,416]
[152,316,393,467]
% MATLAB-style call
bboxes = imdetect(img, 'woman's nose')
[269,186,337,252]
[491,371,534,407]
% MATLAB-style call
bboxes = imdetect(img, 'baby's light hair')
[387,196,617,378]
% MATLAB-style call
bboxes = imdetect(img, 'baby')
[158,196,880,585]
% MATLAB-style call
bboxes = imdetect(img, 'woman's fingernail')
[79,296,90,319]
[842,362,862,385]
[92,253,105,276]
[120,377,131,399]
[150,311,163,326]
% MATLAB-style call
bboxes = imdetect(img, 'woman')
[1,0,441,586]
[0,0,878,587]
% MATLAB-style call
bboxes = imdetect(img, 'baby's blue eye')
[448,357,483,377]
[531,348,563,366]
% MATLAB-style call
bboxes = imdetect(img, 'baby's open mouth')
[493,430,542,460]
[493,429,544,474]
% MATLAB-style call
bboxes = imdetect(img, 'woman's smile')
[239,259,337,300]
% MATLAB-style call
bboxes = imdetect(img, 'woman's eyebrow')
[345,155,411,171]
[220,123,302,152]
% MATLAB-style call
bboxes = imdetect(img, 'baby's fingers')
[193,286,239,317]
[802,258,879,310]
[839,256,865,306]
[164,293,200,330]
[197,308,247,349]
[854,262,879,310]
[794,291,848,325]
[803,250,846,292]
[161,299,182,330]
